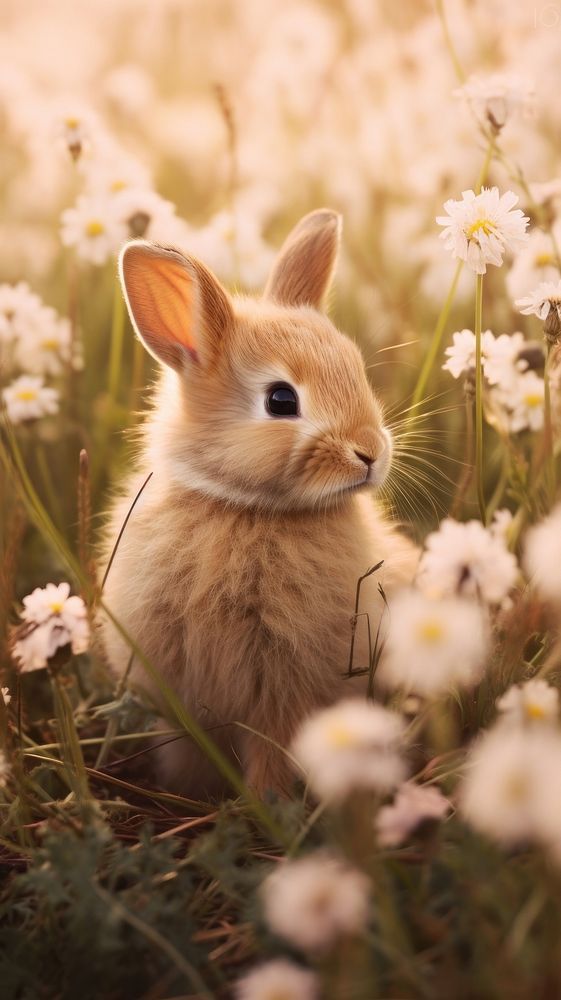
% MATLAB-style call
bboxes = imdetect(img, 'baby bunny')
[101,209,418,798]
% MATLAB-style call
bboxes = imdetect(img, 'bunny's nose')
[354,450,374,468]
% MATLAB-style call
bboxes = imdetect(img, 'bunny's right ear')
[264,208,342,310]
[119,241,234,371]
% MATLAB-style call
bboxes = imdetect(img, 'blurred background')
[0,0,556,536]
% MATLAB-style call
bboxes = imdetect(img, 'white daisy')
[442,328,496,379]
[524,503,561,603]
[436,188,529,275]
[291,699,406,802]
[15,311,71,377]
[416,518,518,606]
[378,590,489,696]
[12,582,90,672]
[261,851,370,952]
[234,960,319,1000]
[507,371,545,433]
[454,72,534,132]
[516,279,561,322]
[497,679,559,726]
[375,781,451,847]
[507,229,561,302]
[2,375,59,424]
[60,194,128,266]
[460,723,561,848]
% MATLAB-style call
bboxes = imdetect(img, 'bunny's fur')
[101,210,418,797]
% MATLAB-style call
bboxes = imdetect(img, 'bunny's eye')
[266,382,299,417]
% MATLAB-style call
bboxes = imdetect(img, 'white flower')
[1,687,10,706]
[378,590,488,696]
[113,187,177,241]
[483,331,530,391]
[2,375,59,424]
[49,101,101,160]
[375,782,451,846]
[524,503,561,602]
[507,371,545,433]
[460,723,561,848]
[15,311,72,377]
[436,188,529,275]
[497,679,559,726]
[0,282,44,345]
[234,960,318,1000]
[454,72,534,132]
[442,328,495,379]
[489,509,514,543]
[516,279,561,322]
[291,699,406,802]
[507,229,561,302]
[417,518,518,605]
[12,582,90,672]
[261,851,370,952]
[60,194,128,266]
[81,150,152,198]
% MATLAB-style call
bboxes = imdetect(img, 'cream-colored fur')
[100,209,418,798]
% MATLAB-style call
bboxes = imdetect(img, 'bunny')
[100,209,418,799]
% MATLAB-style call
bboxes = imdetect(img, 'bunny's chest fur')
[103,485,407,724]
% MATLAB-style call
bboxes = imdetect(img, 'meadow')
[2,1,561,997]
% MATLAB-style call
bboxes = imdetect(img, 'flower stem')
[410,259,463,418]
[435,0,465,83]
[475,134,496,194]
[108,271,126,401]
[474,274,486,522]
[543,342,556,506]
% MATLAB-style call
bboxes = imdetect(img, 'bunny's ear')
[264,208,342,310]
[119,241,234,371]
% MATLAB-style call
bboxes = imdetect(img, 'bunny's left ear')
[264,208,341,310]
[119,241,234,372]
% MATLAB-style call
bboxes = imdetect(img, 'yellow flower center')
[524,393,542,408]
[535,252,554,267]
[15,389,38,402]
[85,220,105,237]
[110,179,127,192]
[65,117,79,129]
[41,338,59,351]
[417,619,445,644]
[466,218,496,242]
[326,723,355,748]
[48,601,64,614]
[525,702,546,720]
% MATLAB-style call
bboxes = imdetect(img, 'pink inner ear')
[123,249,198,360]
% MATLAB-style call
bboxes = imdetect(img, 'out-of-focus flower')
[417,518,518,606]
[460,723,561,849]
[1,687,10,706]
[16,312,71,377]
[49,102,101,161]
[378,590,488,696]
[497,679,559,725]
[524,504,561,602]
[442,328,495,379]
[375,781,451,846]
[185,210,276,289]
[0,282,44,344]
[437,188,529,274]
[484,332,530,390]
[507,229,561,302]
[489,509,514,543]
[517,279,561,325]
[113,187,177,240]
[454,72,534,132]
[507,371,545,433]
[60,194,128,265]
[12,582,89,672]
[234,960,319,1000]
[261,851,370,952]
[291,699,406,801]
[2,375,59,424]
[81,150,152,198]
